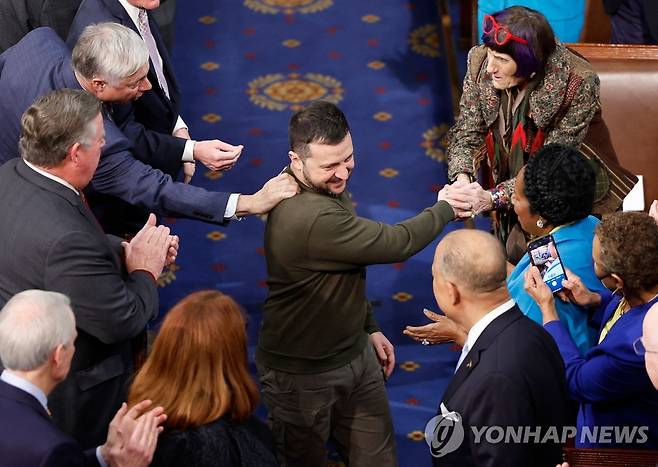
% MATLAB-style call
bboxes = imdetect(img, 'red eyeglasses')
[482,14,529,46]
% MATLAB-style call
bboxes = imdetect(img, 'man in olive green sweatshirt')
[256,101,465,467]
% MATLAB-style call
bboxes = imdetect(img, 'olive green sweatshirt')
[256,168,455,374]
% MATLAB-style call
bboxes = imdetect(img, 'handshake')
[438,173,495,220]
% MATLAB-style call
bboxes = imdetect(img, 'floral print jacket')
[446,44,601,199]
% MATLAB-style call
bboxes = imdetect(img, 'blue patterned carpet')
[158,1,489,465]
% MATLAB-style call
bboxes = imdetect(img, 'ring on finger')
[421,338,430,346]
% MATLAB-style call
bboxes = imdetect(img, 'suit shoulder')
[0,396,83,466]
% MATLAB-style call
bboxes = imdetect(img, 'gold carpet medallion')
[244,0,332,15]
[247,72,343,111]
[421,124,450,162]
[409,24,440,58]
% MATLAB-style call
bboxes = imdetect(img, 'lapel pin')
[466,360,472,369]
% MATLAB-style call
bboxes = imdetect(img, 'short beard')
[302,163,341,197]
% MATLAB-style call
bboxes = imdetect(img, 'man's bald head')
[643,303,658,389]
[433,229,507,293]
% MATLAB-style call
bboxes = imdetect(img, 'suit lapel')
[442,306,523,403]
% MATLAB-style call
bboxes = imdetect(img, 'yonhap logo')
[424,404,465,458]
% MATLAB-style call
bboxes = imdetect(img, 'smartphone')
[526,234,567,293]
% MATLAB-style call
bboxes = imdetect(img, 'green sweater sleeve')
[306,200,454,268]
[364,301,380,334]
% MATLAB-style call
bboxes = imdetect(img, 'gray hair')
[0,290,76,371]
[435,230,507,293]
[72,22,149,84]
[19,89,102,168]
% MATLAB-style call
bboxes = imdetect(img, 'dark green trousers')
[258,344,398,467]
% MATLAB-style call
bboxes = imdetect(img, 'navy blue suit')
[545,293,658,448]
[0,28,230,235]
[435,306,569,467]
[67,0,181,136]
[67,0,186,182]
[0,380,99,466]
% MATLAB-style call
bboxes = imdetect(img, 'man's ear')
[67,142,82,166]
[90,78,107,97]
[445,281,460,306]
[289,151,303,170]
[49,345,67,377]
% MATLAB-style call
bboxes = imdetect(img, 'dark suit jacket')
[0,0,81,52]
[0,380,100,466]
[433,306,569,467]
[0,159,159,448]
[67,0,182,136]
[604,0,658,43]
[67,0,186,181]
[0,28,230,235]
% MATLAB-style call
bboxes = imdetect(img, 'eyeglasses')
[482,14,529,46]
[633,337,658,356]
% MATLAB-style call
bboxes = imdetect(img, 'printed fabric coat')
[446,44,600,199]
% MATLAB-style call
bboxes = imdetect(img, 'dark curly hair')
[523,144,595,226]
[596,212,658,292]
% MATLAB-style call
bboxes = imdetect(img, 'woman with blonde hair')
[128,290,277,466]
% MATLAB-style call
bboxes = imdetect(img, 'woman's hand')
[524,266,559,324]
[445,181,494,215]
[557,269,601,308]
[403,309,467,346]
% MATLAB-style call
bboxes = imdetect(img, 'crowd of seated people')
[2,2,658,466]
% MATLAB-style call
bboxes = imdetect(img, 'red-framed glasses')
[482,14,529,46]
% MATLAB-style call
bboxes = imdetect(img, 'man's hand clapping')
[122,214,173,280]
[102,400,166,467]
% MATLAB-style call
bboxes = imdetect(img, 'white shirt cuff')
[96,446,108,467]
[224,193,241,219]
[182,139,196,162]
[173,115,188,134]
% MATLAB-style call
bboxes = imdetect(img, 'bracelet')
[489,187,509,210]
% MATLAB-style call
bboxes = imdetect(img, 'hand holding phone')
[526,234,567,294]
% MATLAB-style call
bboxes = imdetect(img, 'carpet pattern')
[158,1,489,465]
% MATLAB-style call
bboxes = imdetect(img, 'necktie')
[137,9,170,98]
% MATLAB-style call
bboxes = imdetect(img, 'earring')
[536,218,544,229]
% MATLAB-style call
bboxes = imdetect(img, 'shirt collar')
[117,0,142,28]
[462,298,516,352]
[1,370,49,413]
[23,160,79,196]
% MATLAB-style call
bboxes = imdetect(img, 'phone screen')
[527,235,567,293]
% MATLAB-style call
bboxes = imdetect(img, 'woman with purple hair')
[444,6,601,255]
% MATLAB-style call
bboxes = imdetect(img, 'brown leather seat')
[566,43,658,209]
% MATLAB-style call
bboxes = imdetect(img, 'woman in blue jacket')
[525,211,658,448]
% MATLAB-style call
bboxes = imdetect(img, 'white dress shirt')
[455,298,516,372]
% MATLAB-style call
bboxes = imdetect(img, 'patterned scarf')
[485,73,545,187]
